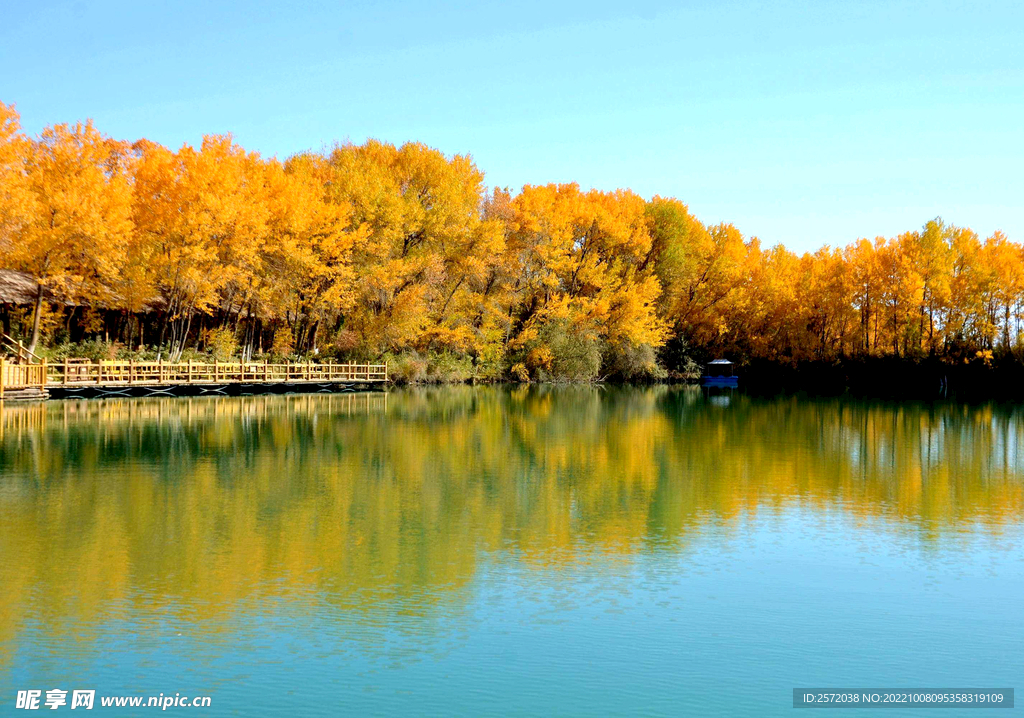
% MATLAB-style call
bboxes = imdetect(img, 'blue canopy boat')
[701,359,738,386]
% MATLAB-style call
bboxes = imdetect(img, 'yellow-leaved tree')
[504,184,667,379]
[0,103,35,262]
[132,135,268,358]
[9,120,133,354]
[324,140,503,360]
[257,153,368,354]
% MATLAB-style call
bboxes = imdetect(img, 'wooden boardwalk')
[0,358,387,400]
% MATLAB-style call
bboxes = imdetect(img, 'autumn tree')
[908,219,953,353]
[945,226,985,351]
[6,120,133,354]
[324,140,503,360]
[503,184,667,379]
[0,103,35,261]
[645,196,747,350]
[131,135,270,358]
[979,231,1024,350]
[258,153,368,354]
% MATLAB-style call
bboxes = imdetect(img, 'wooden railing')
[0,359,48,397]
[1,334,42,364]
[0,359,388,394]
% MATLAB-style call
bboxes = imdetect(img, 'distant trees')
[1,101,1024,377]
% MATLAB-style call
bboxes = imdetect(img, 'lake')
[1,387,1021,716]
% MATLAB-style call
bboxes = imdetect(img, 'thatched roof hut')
[0,269,165,311]
[0,269,42,305]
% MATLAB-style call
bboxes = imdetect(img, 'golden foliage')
[2,103,1023,371]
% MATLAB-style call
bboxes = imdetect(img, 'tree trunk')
[27,283,44,356]
[309,320,321,353]
[1004,304,1011,349]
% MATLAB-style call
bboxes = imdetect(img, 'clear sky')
[2,0,1022,253]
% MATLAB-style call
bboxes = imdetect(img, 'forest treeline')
[1,101,1022,382]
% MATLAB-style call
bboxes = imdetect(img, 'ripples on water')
[0,387,1022,716]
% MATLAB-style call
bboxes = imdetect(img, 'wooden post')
[384,361,388,383]
[158,358,164,384]
[264,358,269,383]
[40,359,47,389]
[129,359,135,385]
[97,359,102,385]
[188,359,193,384]
[63,358,68,386]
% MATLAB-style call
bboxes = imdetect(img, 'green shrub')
[40,340,115,362]
[658,335,701,380]
[425,352,475,383]
[384,352,429,384]
[603,341,667,381]
[533,321,602,382]
[380,350,480,384]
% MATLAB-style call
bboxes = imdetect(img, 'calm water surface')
[1,387,1022,716]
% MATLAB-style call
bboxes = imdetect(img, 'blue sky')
[2,0,1022,253]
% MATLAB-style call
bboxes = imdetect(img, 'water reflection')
[0,387,1022,662]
